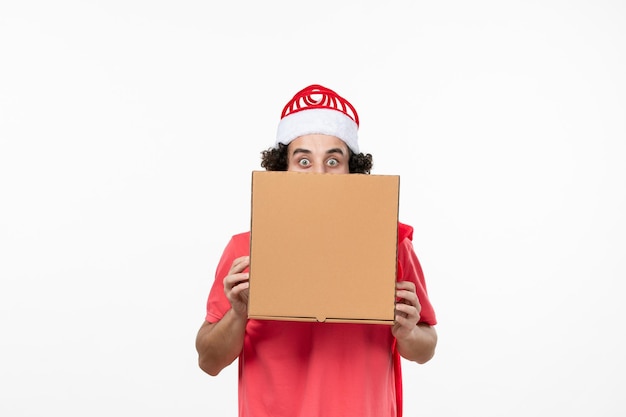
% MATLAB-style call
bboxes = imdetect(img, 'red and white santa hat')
[276,84,360,153]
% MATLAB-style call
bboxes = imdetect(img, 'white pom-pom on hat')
[276,85,360,153]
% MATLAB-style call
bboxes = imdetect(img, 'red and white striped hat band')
[276,85,360,153]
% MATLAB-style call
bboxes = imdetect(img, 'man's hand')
[392,281,421,340]
[223,256,250,318]
[391,280,437,363]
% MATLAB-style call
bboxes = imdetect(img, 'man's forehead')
[288,135,349,152]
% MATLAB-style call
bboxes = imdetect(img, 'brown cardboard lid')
[248,171,399,324]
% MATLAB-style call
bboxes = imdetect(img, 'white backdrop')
[1,1,625,416]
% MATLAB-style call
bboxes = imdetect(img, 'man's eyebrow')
[291,147,346,156]
[291,148,312,156]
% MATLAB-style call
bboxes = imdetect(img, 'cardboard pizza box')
[248,171,399,324]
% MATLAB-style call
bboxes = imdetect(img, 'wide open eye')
[298,158,311,167]
[326,158,339,167]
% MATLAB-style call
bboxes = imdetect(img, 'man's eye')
[298,158,311,167]
[327,158,339,167]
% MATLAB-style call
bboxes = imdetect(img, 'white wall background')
[1,1,625,416]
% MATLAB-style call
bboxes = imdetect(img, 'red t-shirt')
[205,223,437,417]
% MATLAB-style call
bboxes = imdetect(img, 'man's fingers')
[224,272,249,291]
[396,290,418,306]
[230,280,250,295]
[229,256,250,274]
[395,280,415,291]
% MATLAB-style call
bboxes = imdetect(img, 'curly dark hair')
[260,143,373,174]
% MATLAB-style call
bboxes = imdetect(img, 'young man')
[196,85,437,417]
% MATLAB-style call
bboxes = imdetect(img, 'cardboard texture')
[248,171,400,324]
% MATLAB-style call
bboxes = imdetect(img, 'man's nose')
[312,164,326,173]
